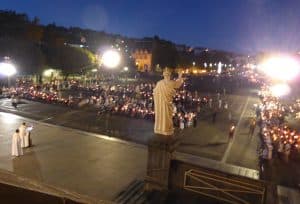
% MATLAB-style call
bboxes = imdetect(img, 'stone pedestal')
[144,134,180,191]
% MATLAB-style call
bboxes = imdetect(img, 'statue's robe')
[153,79,182,135]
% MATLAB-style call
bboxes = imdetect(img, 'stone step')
[113,180,168,204]
[114,180,144,204]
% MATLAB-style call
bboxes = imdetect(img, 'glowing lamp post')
[102,50,121,69]
[0,62,16,87]
[259,56,300,81]
[217,62,222,74]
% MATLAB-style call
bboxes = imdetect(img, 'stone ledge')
[0,169,113,204]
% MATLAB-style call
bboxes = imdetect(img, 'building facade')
[132,49,152,72]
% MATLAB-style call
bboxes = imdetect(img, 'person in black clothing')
[193,113,197,128]
[212,109,217,123]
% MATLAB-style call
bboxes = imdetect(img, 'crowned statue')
[153,68,184,135]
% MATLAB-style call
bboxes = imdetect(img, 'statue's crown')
[163,68,172,76]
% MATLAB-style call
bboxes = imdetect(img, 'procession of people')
[5,77,233,131]
[256,86,300,162]
[11,122,32,157]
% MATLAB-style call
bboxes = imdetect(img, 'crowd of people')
[6,79,230,130]
[257,86,300,162]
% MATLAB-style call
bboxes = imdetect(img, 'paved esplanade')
[0,112,147,201]
[0,92,260,170]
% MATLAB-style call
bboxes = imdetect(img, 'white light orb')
[217,62,222,74]
[0,62,16,76]
[43,69,55,77]
[259,56,300,81]
[270,83,290,97]
[102,50,121,68]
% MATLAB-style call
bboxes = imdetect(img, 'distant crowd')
[2,78,233,129]
[257,86,300,162]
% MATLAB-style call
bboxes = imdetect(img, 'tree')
[43,45,95,75]
[32,16,40,25]
[152,37,178,69]
[42,24,67,46]
[177,51,194,68]
[26,24,43,43]
[0,37,45,74]
[0,10,29,39]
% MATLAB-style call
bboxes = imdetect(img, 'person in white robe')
[24,126,32,147]
[218,99,222,109]
[12,129,23,157]
[153,68,184,135]
[209,98,213,108]
[19,122,29,148]
[179,118,185,130]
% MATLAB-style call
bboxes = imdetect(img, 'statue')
[153,68,184,135]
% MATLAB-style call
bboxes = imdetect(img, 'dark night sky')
[2,0,300,53]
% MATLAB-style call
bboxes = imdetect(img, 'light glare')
[43,69,55,77]
[217,62,222,74]
[102,50,121,68]
[270,83,290,97]
[259,57,300,81]
[0,62,16,76]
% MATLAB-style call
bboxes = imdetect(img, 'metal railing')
[183,169,265,204]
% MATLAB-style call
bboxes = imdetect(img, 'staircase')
[113,180,166,204]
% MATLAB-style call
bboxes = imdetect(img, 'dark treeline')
[0,10,237,76]
[0,10,97,76]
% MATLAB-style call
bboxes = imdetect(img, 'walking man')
[249,118,256,138]
[228,123,235,142]
[218,99,222,109]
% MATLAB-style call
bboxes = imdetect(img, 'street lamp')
[192,61,196,67]
[217,62,222,74]
[0,62,16,87]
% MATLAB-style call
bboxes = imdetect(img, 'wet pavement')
[0,112,147,201]
[1,91,300,202]
[0,92,260,169]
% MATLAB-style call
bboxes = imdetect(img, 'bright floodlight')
[259,56,300,81]
[0,62,16,76]
[102,50,121,68]
[217,62,222,74]
[43,69,55,77]
[270,83,290,97]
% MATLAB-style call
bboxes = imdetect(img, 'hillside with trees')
[0,10,239,76]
